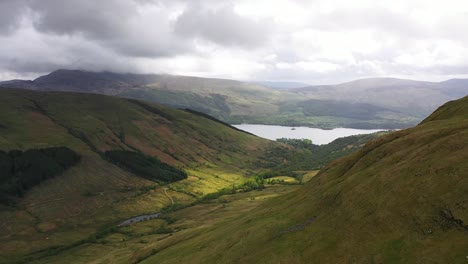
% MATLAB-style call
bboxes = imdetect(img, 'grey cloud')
[0,0,28,34]
[174,5,272,48]
[0,0,467,82]
[0,30,139,76]
[29,0,136,38]
[28,0,190,58]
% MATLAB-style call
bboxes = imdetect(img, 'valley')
[0,88,466,263]
[0,88,281,263]
[1,1,468,263]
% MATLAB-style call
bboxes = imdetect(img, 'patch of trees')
[0,147,80,205]
[198,176,265,203]
[104,150,187,183]
[259,132,389,175]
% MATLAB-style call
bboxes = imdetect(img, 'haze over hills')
[291,77,467,116]
[249,81,311,89]
[2,70,466,129]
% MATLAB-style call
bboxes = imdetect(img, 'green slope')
[0,89,278,263]
[138,96,468,263]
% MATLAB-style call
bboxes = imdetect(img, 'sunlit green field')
[5,179,312,264]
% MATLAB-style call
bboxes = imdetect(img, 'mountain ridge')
[1,69,466,129]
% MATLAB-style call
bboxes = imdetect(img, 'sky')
[1,0,468,84]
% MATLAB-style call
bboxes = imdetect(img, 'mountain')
[1,70,287,124]
[438,79,468,98]
[134,96,468,263]
[0,88,280,262]
[1,70,467,129]
[291,77,466,117]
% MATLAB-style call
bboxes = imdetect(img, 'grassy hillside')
[0,88,279,263]
[4,70,465,128]
[130,96,468,263]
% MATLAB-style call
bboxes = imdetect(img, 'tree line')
[104,150,187,183]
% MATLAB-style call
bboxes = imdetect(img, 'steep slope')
[140,96,468,263]
[0,88,277,262]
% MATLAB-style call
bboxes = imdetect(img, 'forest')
[0,147,80,205]
[104,150,187,183]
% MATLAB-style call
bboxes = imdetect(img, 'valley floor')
[1,172,317,264]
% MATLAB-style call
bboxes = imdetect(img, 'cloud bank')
[1,0,468,83]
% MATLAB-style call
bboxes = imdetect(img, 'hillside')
[131,96,468,263]
[292,77,465,117]
[3,70,466,129]
[0,88,279,263]
[2,70,286,123]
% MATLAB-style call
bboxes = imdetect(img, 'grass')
[13,184,303,264]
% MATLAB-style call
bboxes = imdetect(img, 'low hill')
[0,88,278,262]
[139,96,468,263]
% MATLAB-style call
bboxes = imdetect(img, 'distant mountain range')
[1,69,467,129]
[291,77,468,116]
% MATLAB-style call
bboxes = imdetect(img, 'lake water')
[233,124,385,145]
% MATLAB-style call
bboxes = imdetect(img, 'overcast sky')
[1,0,468,84]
